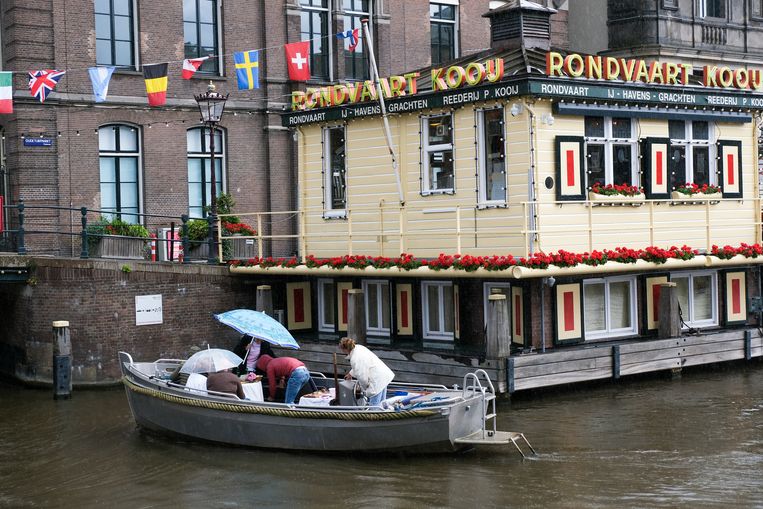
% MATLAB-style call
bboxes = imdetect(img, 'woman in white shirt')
[339,337,395,406]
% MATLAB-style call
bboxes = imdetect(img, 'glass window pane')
[587,144,605,187]
[100,126,116,151]
[441,5,456,20]
[674,277,689,321]
[428,115,452,144]
[183,0,197,21]
[96,40,112,66]
[609,281,631,329]
[100,157,116,181]
[118,127,138,152]
[443,285,454,333]
[693,275,713,321]
[381,284,390,329]
[612,144,632,185]
[367,285,379,329]
[427,285,440,332]
[322,283,335,326]
[693,147,710,185]
[188,159,202,182]
[114,41,133,66]
[95,13,111,38]
[189,182,202,210]
[187,129,203,152]
[585,117,605,138]
[484,109,505,201]
[114,16,131,40]
[119,157,138,182]
[611,118,631,138]
[669,120,685,140]
[120,181,138,208]
[199,0,215,23]
[584,283,606,332]
[200,25,215,48]
[101,183,117,209]
[184,22,198,49]
[113,0,131,16]
[428,151,453,191]
[95,0,111,14]
[692,121,709,140]
[430,4,440,18]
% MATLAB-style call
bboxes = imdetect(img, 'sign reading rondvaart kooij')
[282,52,763,126]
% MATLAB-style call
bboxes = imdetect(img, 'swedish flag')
[234,50,259,90]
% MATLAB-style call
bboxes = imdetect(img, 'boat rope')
[122,377,437,421]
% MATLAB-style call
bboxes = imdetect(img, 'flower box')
[588,192,645,205]
[671,191,722,201]
[90,235,147,260]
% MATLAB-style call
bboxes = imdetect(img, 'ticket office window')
[323,126,346,217]
[422,113,454,194]
[668,120,716,190]
[584,116,639,188]
[477,107,506,205]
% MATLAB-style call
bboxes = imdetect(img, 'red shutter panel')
[724,271,747,325]
[554,282,583,344]
[718,140,742,199]
[642,138,670,199]
[555,136,586,201]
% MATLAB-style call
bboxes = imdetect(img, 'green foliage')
[87,216,149,248]
[121,264,132,273]
[186,219,210,242]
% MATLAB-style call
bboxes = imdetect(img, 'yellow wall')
[297,98,759,259]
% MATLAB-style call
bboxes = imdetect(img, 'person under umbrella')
[207,367,245,399]
[233,335,277,378]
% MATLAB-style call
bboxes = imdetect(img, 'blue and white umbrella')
[214,309,300,350]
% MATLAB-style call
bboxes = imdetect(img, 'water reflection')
[1,365,761,508]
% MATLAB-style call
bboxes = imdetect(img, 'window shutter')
[287,281,312,330]
[723,271,747,325]
[718,140,742,199]
[394,283,414,337]
[555,136,585,201]
[554,282,583,344]
[641,138,670,199]
[336,282,353,332]
[511,286,525,346]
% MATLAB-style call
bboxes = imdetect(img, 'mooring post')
[347,289,367,346]
[52,321,72,399]
[658,282,681,339]
[256,285,273,316]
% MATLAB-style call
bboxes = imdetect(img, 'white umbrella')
[179,348,243,374]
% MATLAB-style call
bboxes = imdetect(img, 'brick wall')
[0,257,257,383]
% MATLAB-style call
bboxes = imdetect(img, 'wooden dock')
[295,328,763,394]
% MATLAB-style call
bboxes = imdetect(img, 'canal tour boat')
[118,351,535,455]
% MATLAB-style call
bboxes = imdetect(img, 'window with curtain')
[318,279,336,332]
[363,280,391,336]
[323,126,347,217]
[430,2,458,65]
[300,0,329,79]
[423,281,455,340]
[183,0,220,74]
[99,124,141,223]
[187,126,224,218]
[95,0,136,67]
[584,116,639,188]
[477,107,506,204]
[421,113,454,194]
[342,0,370,80]
[583,276,637,339]
[672,271,718,328]
[668,120,715,190]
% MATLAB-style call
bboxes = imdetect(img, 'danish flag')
[28,70,66,103]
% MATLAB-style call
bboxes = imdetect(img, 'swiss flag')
[285,41,311,81]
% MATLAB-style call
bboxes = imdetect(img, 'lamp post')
[194,81,228,263]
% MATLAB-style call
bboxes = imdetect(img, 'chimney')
[483,0,557,51]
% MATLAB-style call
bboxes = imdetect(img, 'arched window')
[187,126,225,218]
[98,124,142,223]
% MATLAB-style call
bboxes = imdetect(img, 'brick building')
[0,0,514,257]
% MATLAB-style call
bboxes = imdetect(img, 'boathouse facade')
[231,3,763,391]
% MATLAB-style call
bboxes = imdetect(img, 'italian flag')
[0,72,13,114]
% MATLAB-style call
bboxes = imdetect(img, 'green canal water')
[1,364,761,508]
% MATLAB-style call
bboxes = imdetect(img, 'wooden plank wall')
[509,329,763,392]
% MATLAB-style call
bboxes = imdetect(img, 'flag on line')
[88,66,116,103]
[233,50,259,90]
[0,72,13,114]
[182,56,209,79]
[28,70,66,103]
[284,41,311,82]
[143,63,168,106]
[336,28,360,52]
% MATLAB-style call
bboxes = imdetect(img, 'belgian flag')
[143,63,168,106]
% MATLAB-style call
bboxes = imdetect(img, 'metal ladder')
[456,369,537,458]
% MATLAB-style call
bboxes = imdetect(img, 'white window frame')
[477,106,507,206]
[422,280,455,341]
[670,270,719,328]
[430,1,459,63]
[583,275,638,340]
[669,120,717,186]
[98,123,143,223]
[323,125,347,218]
[483,282,511,328]
[421,113,455,195]
[362,280,391,337]
[584,116,639,187]
[317,279,335,332]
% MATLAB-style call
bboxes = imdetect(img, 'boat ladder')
[454,369,536,458]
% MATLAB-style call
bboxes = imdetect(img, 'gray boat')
[119,351,534,454]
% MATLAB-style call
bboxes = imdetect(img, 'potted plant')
[671,183,722,201]
[185,193,257,260]
[588,182,645,204]
[87,216,150,259]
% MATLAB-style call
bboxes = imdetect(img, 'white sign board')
[135,294,163,326]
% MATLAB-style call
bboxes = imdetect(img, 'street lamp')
[194,81,228,263]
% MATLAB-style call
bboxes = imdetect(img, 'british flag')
[28,70,66,103]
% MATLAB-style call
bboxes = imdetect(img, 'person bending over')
[339,337,395,407]
[256,355,315,404]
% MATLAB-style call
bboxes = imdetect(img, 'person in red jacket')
[256,355,314,404]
